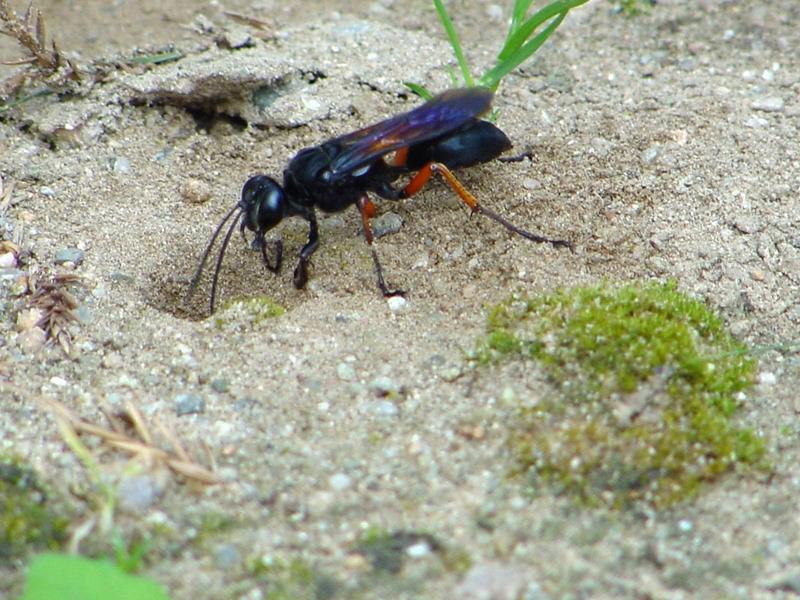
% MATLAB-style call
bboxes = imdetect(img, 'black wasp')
[188,87,571,313]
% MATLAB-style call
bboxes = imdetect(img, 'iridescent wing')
[325,87,494,181]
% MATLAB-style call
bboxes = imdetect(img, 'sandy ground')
[2,0,800,598]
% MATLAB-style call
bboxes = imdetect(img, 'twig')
[44,399,223,485]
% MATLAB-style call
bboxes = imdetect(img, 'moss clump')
[214,296,285,329]
[609,0,655,16]
[187,511,239,549]
[247,557,338,600]
[357,528,444,575]
[1,456,68,560]
[479,281,767,508]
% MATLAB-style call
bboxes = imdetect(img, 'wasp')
[187,87,571,313]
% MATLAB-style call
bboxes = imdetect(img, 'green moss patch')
[1,456,67,560]
[478,281,767,508]
[214,295,286,329]
[247,557,339,600]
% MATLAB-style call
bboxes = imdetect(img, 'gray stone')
[371,212,403,238]
[751,96,784,112]
[175,393,205,415]
[54,248,85,266]
[214,544,241,569]
[118,474,162,513]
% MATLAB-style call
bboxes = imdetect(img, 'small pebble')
[455,561,532,600]
[758,371,777,386]
[111,156,131,173]
[522,178,541,190]
[457,424,485,441]
[75,306,92,324]
[501,386,516,403]
[337,362,356,381]
[182,179,212,204]
[234,397,258,411]
[301,96,322,112]
[344,553,368,571]
[153,148,172,162]
[54,248,85,266]
[386,296,407,312]
[745,115,769,129]
[486,4,503,21]
[175,393,205,415]
[406,541,431,558]
[40,186,56,197]
[0,252,17,268]
[214,544,241,569]
[669,129,689,145]
[751,96,784,113]
[15,308,43,332]
[412,253,429,269]
[102,352,124,369]
[219,28,252,49]
[193,14,214,33]
[590,137,612,157]
[440,367,462,382]
[210,378,230,393]
[17,327,46,353]
[369,376,399,396]
[329,472,353,491]
[92,283,107,299]
[371,212,403,238]
[373,400,398,417]
[732,215,761,234]
[641,145,660,164]
[118,474,162,513]
[110,271,136,283]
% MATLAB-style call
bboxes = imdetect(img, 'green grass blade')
[510,0,536,34]
[403,81,433,100]
[433,0,474,86]
[498,0,589,61]
[0,88,53,112]
[480,11,567,90]
[128,50,183,65]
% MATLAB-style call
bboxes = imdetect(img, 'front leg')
[252,230,283,274]
[293,210,319,289]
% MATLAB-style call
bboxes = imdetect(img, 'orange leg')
[402,162,572,249]
[358,195,378,244]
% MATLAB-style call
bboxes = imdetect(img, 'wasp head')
[187,174,288,315]
[239,175,286,234]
